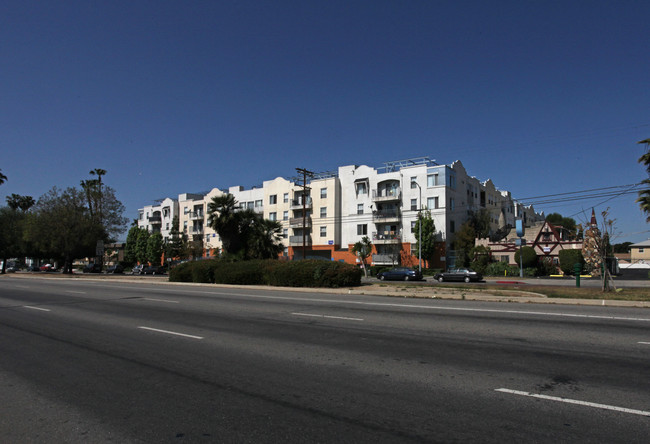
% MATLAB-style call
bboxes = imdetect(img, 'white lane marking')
[495,388,650,417]
[66,290,86,294]
[14,285,30,289]
[639,342,650,345]
[24,306,51,312]
[137,326,203,340]
[144,298,180,304]
[292,312,364,321]
[85,285,650,323]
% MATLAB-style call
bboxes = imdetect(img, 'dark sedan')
[144,266,166,275]
[377,267,423,281]
[434,268,482,283]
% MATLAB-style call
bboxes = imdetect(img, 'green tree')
[0,169,7,185]
[146,232,164,265]
[636,138,650,221]
[351,236,373,276]
[124,225,140,264]
[247,217,284,260]
[454,222,476,267]
[135,228,150,264]
[165,216,188,261]
[412,209,437,267]
[469,245,491,275]
[207,194,243,255]
[514,246,538,268]
[613,242,632,253]
[468,210,491,239]
[26,187,102,273]
[207,193,283,260]
[546,212,578,240]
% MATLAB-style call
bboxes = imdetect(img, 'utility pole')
[295,168,313,260]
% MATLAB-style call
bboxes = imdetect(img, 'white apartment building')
[137,197,178,241]
[137,157,543,267]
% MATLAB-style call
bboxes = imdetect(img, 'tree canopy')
[412,209,437,267]
[208,193,284,260]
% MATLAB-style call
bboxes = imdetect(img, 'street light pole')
[412,181,422,272]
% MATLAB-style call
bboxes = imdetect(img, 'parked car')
[143,266,166,275]
[434,268,482,283]
[82,263,101,273]
[40,264,56,272]
[132,265,145,275]
[377,267,423,281]
[106,264,124,274]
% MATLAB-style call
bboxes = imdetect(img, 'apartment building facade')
[137,157,543,267]
[137,197,178,241]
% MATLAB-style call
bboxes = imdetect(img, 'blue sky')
[2,1,649,242]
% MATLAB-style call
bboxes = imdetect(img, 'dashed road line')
[144,298,180,304]
[495,388,650,417]
[137,326,203,340]
[292,312,364,321]
[24,306,51,312]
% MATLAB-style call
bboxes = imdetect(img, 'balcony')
[372,209,400,223]
[289,216,311,228]
[290,197,312,210]
[372,232,402,244]
[372,254,398,265]
[148,215,162,224]
[289,235,312,247]
[189,211,204,220]
[190,226,204,235]
[372,187,401,203]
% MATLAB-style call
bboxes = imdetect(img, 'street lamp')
[412,181,422,272]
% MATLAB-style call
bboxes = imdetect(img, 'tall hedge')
[558,249,585,275]
[168,259,362,287]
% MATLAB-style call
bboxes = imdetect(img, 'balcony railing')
[289,235,312,246]
[372,188,401,202]
[289,216,311,228]
[148,215,162,224]
[372,232,402,244]
[372,254,398,265]
[372,210,400,222]
[290,197,312,210]
[189,211,204,220]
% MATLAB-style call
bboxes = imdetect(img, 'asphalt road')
[1,276,649,443]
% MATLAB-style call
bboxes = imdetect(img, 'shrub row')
[169,259,362,288]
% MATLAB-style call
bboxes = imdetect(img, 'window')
[427,196,439,209]
[165,223,169,230]
[450,220,455,233]
[269,212,277,221]
[449,174,456,189]
[450,198,455,210]
[320,207,327,218]
[139,212,144,220]
[427,174,438,187]
[183,207,189,214]
[355,181,368,195]
[283,211,288,220]
[357,224,367,235]
[283,228,288,238]
[411,199,417,211]
[320,226,327,237]
[269,195,277,205]
[411,221,416,232]
[255,199,262,208]
[320,187,327,198]
[410,177,417,188]
[640,248,645,253]
[357,204,364,215]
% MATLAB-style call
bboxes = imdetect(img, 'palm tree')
[0,169,7,186]
[247,217,284,259]
[637,139,650,221]
[207,194,243,255]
